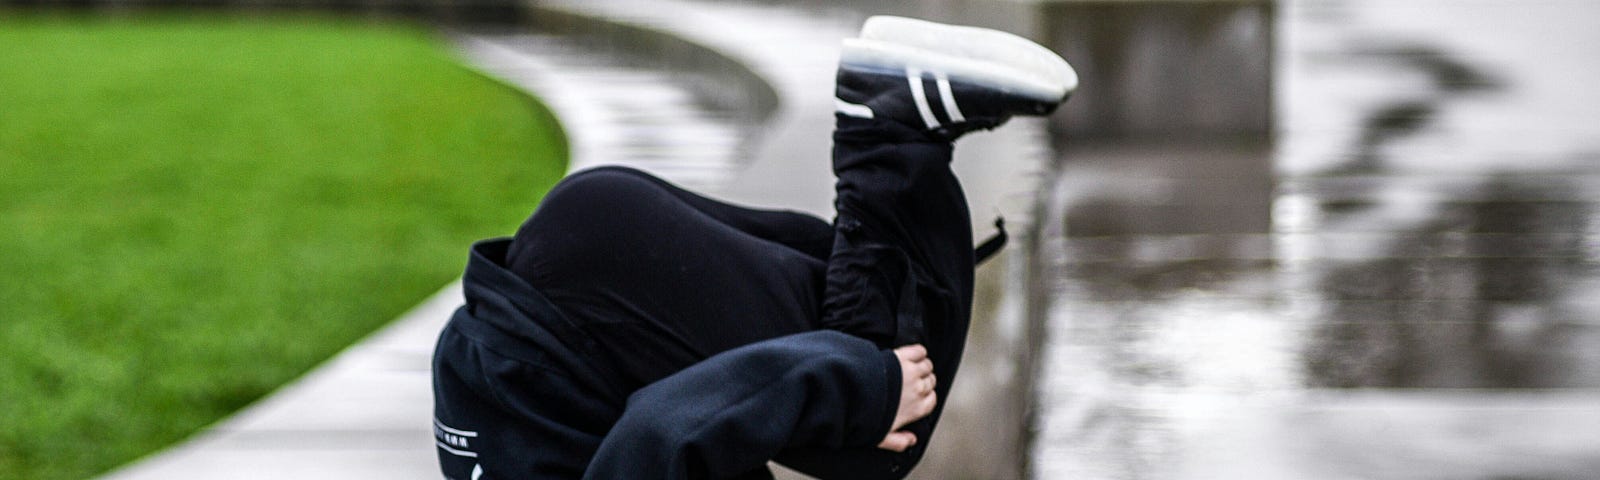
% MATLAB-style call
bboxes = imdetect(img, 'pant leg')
[572,166,835,260]
[502,166,831,393]
[780,115,975,478]
[584,330,898,480]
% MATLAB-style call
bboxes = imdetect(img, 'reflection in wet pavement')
[1032,0,1600,478]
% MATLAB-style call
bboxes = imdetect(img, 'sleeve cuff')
[874,348,902,444]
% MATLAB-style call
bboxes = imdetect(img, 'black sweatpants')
[432,116,973,479]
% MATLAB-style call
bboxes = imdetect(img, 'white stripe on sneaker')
[906,66,941,130]
[934,73,965,123]
[834,97,875,119]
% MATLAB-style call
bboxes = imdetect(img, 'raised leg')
[773,112,975,480]
[780,15,1078,478]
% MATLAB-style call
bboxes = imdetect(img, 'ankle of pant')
[834,114,954,146]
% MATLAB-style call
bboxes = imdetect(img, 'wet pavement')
[1032,0,1600,478]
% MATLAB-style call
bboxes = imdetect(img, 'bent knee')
[545,166,668,209]
[520,167,681,238]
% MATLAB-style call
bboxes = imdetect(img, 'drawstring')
[974,216,1007,266]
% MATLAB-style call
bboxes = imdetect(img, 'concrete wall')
[1041,0,1273,141]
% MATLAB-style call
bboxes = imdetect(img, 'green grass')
[0,13,567,479]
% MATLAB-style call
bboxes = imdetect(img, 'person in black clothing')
[431,15,1077,480]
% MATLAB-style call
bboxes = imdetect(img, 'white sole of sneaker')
[859,16,1077,99]
[840,38,1072,104]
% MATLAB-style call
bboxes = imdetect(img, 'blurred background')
[3,0,1598,479]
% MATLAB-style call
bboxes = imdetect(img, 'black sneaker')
[834,16,1078,141]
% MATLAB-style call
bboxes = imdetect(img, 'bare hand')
[878,344,936,452]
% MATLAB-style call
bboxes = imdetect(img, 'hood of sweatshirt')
[453,238,627,400]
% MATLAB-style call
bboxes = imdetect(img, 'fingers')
[879,345,936,453]
[894,344,928,363]
[895,344,934,381]
[916,373,936,395]
[877,431,918,452]
[897,384,937,436]
[913,384,937,418]
[910,357,933,379]
[889,344,940,434]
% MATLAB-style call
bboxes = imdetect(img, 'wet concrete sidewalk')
[1032,0,1600,478]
